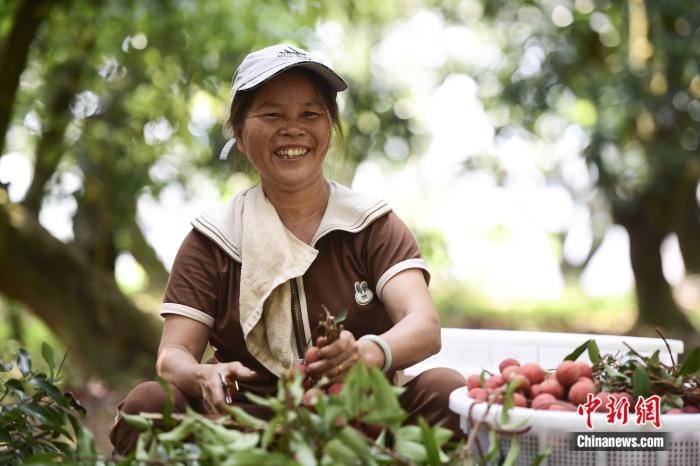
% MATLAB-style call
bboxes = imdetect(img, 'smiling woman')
[109,44,465,454]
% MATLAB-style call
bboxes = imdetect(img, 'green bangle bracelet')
[359,334,392,373]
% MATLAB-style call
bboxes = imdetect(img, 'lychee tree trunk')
[615,198,696,336]
[0,200,160,384]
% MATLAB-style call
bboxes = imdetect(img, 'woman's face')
[236,70,332,191]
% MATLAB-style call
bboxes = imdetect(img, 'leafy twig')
[655,328,677,370]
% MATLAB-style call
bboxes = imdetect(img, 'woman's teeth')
[276,148,308,159]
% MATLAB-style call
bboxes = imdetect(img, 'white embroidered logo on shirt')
[354,281,373,306]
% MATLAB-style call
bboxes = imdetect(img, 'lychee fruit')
[549,402,576,412]
[468,387,488,402]
[532,393,557,410]
[327,383,344,395]
[520,363,545,385]
[510,374,531,394]
[501,365,521,380]
[302,387,324,407]
[538,378,565,400]
[567,379,596,405]
[485,374,506,389]
[513,392,527,408]
[555,361,580,386]
[466,374,483,390]
[575,362,592,379]
[499,358,520,374]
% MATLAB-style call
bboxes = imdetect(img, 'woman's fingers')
[307,332,360,378]
[200,361,257,414]
[224,361,257,380]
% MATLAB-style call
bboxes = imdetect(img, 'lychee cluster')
[289,344,345,407]
[466,358,626,412]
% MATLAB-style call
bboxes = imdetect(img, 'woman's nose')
[280,119,305,136]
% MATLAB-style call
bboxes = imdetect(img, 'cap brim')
[239,60,347,93]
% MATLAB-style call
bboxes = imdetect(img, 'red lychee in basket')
[538,378,565,400]
[567,378,596,405]
[468,387,488,402]
[555,361,580,386]
[485,374,506,389]
[593,391,613,412]
[531,393,557,410]
[499,358,520,373]
[549,402,577,412]
[575,361,592,379]
[466,374,482,390]
[501,365,521,380]
[513,392,527,408]
[510,374,531,394]
[519,363,545,385]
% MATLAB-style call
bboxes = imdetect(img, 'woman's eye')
[264,113,281,119]
[303,111,320,119]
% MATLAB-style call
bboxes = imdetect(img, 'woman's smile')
[274,146,310,160]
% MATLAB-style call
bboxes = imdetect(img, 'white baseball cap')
[219,44,348,160]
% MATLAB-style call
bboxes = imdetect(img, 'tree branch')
[22,60,83,213]
[0,0,53,156]
[0,194,160,382]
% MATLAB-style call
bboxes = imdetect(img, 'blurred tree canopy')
[438,0,699,340]
[0,0,419,382]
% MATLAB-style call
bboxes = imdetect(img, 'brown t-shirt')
[161,186,429,394]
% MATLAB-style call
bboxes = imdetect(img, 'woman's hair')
[225,68,343,145]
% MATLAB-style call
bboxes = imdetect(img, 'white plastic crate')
[403,328,699,466]
[403,328,684,378]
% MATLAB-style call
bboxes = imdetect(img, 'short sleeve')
[365,212,430,300]
[160,229,219,328]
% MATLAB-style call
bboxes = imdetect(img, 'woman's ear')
[233,129,246,154]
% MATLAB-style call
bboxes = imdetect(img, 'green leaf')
[225,404,268,430]
[338,426,370,459]
[77,425,97,457]
[648,350,660,366]
[418,418,441,466]
[30,376,67,407]
[18,402,63,427]
[502,435,520,466]
[678,346,700,376]
[40,343,55,376]
[564,339,593,361]
[291,433,318,466]
[603,363,627,380]
[245,391,278,408]
[17,348,32,375]
[21,454,60,466]
[121,412,152,431]
[587,340,601,364]
[632,366,652,399]
[335,308,348,325]
[324,438,359,465]
[483,429,499,463]
[155,376,175,428]
[394,439,427,463]
[530,446,551,466]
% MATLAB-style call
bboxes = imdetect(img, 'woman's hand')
[306,330,362,382]
[196,361,257,414]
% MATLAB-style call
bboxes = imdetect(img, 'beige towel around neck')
[239,186,319,377]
